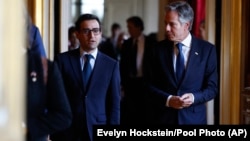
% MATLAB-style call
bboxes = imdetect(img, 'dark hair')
[111,23,121,31]
[68,26,76,38]
[126,16,144,31]
[165,1,194,31]
[75,14,102,31]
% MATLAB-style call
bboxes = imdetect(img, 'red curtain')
[189,0,206,39]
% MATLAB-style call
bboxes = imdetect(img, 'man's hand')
[180,93,194,108]
[169,93,194,109]
[168,96,183,109]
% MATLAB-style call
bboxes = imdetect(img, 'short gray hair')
[165,1,194,31]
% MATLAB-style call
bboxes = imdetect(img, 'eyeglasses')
[81,28,101,35]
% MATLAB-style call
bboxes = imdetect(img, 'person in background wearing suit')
[50,13,121,141]
[68,25,80,51]
[119,16,157,125]
[149,1,218,124]
[99,23,122,61]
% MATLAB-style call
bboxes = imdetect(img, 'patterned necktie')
[83,54,92,88]
[176,43,185,82]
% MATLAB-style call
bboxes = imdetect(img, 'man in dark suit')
[99,23,122,61]
[149,1,218,124]
[119,16,157,125]
[26,50,72,141]
[50,14,120,141]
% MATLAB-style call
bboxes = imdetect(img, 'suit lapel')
[69,48,85,91]
[85,52,104,93]
[182,37,201,84]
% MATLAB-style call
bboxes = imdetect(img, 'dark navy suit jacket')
[27,51,72,141]
[52,48,120,141]
[149,36,218,124]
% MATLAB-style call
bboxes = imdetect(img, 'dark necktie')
[176,43,185,82]
[83,54,92,88]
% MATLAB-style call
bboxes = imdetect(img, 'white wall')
[143,0,159,35]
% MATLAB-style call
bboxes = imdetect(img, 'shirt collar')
[180,33,192,48]
[80,47,98,59]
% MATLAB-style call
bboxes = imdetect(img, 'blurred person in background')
[119,16,157,125]
[68,25,80,51]
[99,22,122,61]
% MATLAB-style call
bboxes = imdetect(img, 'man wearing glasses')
[51,14,121,141]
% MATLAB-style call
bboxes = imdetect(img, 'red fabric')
[189,0,206,38]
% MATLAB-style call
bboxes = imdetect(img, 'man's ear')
[75,31,80,39]
[184,22,190,31]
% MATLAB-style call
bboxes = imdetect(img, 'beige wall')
[0,0,26,140]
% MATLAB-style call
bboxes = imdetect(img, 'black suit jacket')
[119,35,156,124]
[26,51,72,141]
[120,35,156,88]
[98,38,118,60]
